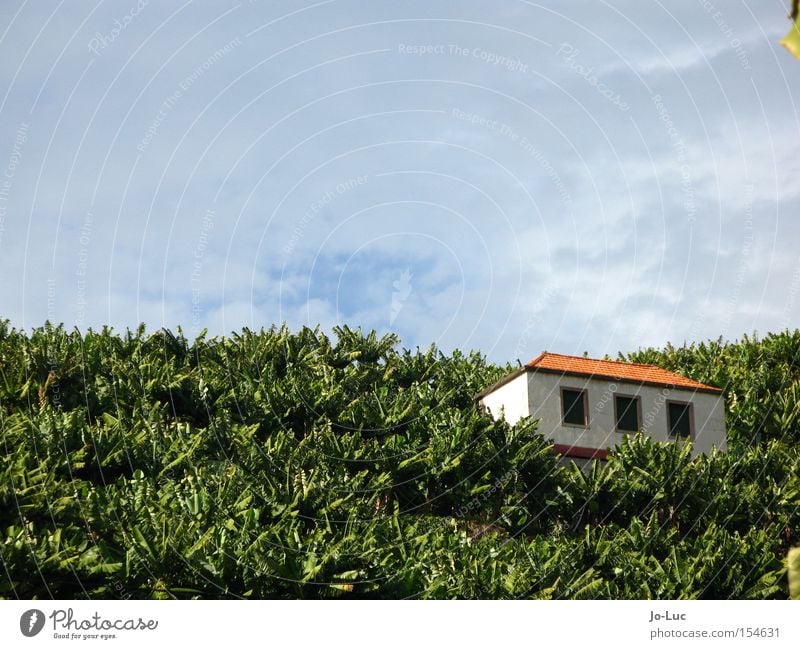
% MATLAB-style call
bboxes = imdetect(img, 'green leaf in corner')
[781,3,800,58]
[788,547,800,600]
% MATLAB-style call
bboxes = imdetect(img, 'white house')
[477,352,726,461]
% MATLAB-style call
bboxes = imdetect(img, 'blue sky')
[0,1,798,362]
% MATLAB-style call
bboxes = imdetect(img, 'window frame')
[560,386,589,428]
[666,399,694,439]
[613,393,642,433]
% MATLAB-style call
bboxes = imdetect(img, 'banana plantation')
[1,320,799,598]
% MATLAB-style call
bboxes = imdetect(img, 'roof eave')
[528,366,723,395]
[474,367,528,400]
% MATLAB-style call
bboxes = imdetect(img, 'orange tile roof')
[525,352,722,393]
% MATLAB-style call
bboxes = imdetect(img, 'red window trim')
[552,443,608,460]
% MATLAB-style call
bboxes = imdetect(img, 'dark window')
[615,395,640,432]
[561,388,588,426]
[668,402,692,438]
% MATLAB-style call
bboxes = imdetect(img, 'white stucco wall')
[527,372,726,455]
[480,369,727,456]
[478,371,529,426]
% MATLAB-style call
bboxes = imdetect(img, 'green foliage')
[1,320,799,598]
